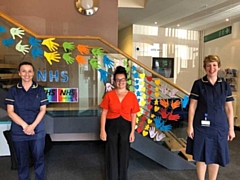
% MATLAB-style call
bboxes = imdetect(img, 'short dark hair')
[113,66,127,81]
[18,61,35,71]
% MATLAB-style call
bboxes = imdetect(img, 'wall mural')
[0,25,190,141]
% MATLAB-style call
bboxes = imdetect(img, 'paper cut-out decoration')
[63,53,75,64]
[127,80,132,85]
[29,36,41,47]
[141,93,146,99]
[154,116,172,132]
[141,116,147,121]
[123,60,128,67]
[147,97,151,103]
[2,38,15,48]
[149,127,157,138]
[63,42,75,52]
[147,84,151,88]
[98,69,110,83]
[0,26,6,34]
[90,58,101,69]
[42,38,59,52]
[139,73,145,79]
[137,112,142,117]
[132,72,139,78]
[15,40,29,55]
[147,90,152,95]
[154,106,160,112]
[154,79,161,86]
[160,85,168,94]
[154,92,160,97]
[171,100,181,109]
[77,44,89,54]
[160,108,169,119]
[137,127,143,133]
[142,130,148,136]
[144,124,150,130]
[151,114,155,118]
[147,118,152,124]
[168,112,180,121]
[129,86,134,92]
[156,132,166,141]
[144,111,149,116]
[139,100,146,107]
[30,47,43,59]
[44,51,61,65]
[160,99,169,108]
[125,67,130,73]
[169,88,178,97]
[76,55,87,65]
[134,85,139,90]
[140,81,145,86]
[132,66,137,71]
[141,87,146,92]
[103,55,114,69]
[106,83,114,92]
[182,95,189,108]
[154,99,158,105]
[146,76,152,82]
[135,79,139,84]
[136,91,141,97]
[10,27,24,39]
[91,48,104,56]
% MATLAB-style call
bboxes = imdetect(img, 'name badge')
[201,120,210,127]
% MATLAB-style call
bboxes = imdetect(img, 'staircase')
[0,10,195,170]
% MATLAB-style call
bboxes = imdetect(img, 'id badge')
[201,120,210,127]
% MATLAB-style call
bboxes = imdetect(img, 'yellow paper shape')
[141,87,146,92]
[144,124,150,130]
[151,114,155,118]
[154,99,158,105]
[142,130,148,136]
[154,106,160,112]
[140,100,146,106]
[155,92,160,97]
[147,118,153,124]
[136,117,139,123]
[154,79,161,86]
[139,73,145,79]
[141,93,146,99]
[140,81,145,85]
[155,86,159,91]
[137,112,142,117]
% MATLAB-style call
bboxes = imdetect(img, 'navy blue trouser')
[105,116,131,180]
[13,137,45,180]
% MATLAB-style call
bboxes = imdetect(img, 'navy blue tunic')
[4,81,49,141]
[187,75,234,167]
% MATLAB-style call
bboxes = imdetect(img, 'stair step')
[0,55,4,60]
[0,64,18,68]
[0,74,20,79]
[164,131,185,151]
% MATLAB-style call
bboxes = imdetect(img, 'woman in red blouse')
[100,66,140,180]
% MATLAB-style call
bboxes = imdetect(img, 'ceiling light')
[177,24,180,27]
[154,22,157,24]
[226,18,229,21]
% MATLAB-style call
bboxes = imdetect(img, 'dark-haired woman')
[5,61,49,180]
[100,66,140,180]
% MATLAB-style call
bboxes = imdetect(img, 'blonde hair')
[203,55,221,68]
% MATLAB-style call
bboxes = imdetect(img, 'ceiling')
[118,0,240,31]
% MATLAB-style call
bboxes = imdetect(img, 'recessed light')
[226,18,229,21]
[154,22,157,24]
[177,24,180,27]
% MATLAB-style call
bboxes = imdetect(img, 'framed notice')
[152,57,174,78]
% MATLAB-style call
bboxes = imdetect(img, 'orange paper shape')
[75,55,87,64]
[77,44,90,55]
[171,100,181,109]
[160,99,169,108]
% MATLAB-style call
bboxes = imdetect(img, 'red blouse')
[100,90,140,122]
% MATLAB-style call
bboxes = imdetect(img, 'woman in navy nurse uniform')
[186,55,235,180]
[5,61,49,180]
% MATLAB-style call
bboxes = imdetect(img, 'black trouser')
[105,116,131,180]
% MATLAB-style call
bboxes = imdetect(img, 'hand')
[75,55,87,64]
[77,44,89,55]
[91,48,104,57]
[63,53,75,64]
[90,58,101,69]
[23,125,35,135]
[15,40,29,55]
[169,89,178,98]
[129,131,135,143]
[42,38,59,52]
[160,85,168,94]
[44,51,61,65]
[103,55,114,69]
[149,126,157,138]
[159,108,169,119]
[168,111,180,121]
[30,47,43,59]
[106,83,114,92]
[29,36,42,47]
[100,130,107,141]
[98,69,110,83]
[0,25,6,33]
[228,129,235,141]
[10,27,25,39]
[171,100,181,109]
[160,99,169,108]
[155,132,166,141]
[2,38,15,48]
[187,126,194,139]
[62,42,75,52]
[159,124,172,132]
